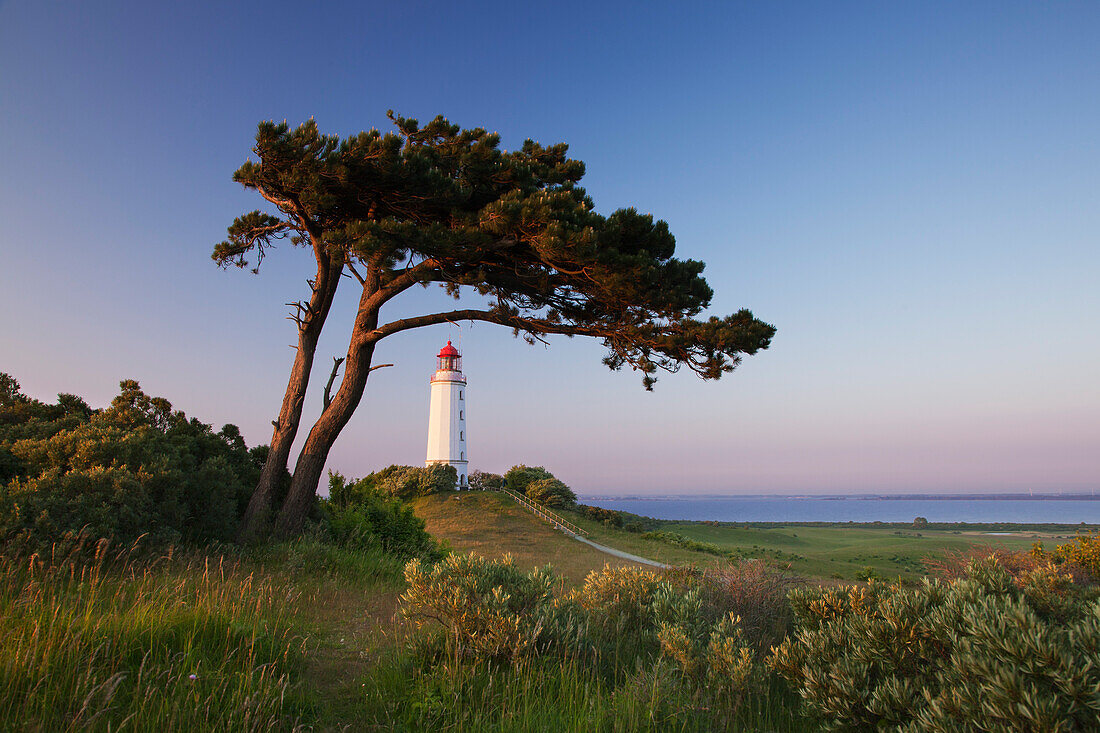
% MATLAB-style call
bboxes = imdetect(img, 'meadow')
[4,491,1099,731]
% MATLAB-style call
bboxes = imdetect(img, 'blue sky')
[1,1,1097,495]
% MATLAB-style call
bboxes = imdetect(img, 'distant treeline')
[672,520,1100,532]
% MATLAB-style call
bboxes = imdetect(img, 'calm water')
[581,496,1100,524]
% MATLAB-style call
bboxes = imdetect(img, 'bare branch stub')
[323,356,346,410]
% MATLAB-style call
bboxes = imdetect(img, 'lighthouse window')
[459,411,463,419]
[459,390,463,400]
[461,452,465,460]
[460,431,464,441]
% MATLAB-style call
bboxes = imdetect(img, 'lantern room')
[437,340,462,373]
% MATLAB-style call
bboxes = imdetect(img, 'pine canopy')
[214,113,774,389]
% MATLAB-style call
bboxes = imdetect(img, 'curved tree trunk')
[275,307,380,536]
[237,254,343,541]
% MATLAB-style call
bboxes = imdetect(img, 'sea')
[579,496,1100,524]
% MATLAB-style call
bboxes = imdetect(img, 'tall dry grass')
[0,538,307,732]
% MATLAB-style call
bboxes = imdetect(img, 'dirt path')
[571,534,669,568]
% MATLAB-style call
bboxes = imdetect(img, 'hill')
[410,491,653,585]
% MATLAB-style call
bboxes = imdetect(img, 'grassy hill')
[410,491,651,586]
[412,491,1071,583]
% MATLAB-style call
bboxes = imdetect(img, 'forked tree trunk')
[236,334,318,540]
[275,311,380,536]
[237,255,343,541]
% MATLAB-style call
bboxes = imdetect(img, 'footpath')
[571,534,669,569]
[494,487,669,569]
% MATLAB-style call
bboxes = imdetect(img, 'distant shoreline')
[581,493,1100,501]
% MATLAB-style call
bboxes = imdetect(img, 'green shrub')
[347,464,458,500]
[854,565,880,581]
[467,470,504,491]
[657,610,758,704]
[576,504,625,527]
[770,557,1100,731]
[400,556,792,677]
[0,377,260,549]
[321,472,443,561]
[569,565,662,663]
[401,553,557,661]
[525,477,576,508]
[641,530,733,558]
[1052,531,1100,577]
[503,464,555,494]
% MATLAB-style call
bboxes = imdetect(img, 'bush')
[1052,532,1100,578]
[321,472,443,561]
[0,377,261,549]
[569,565,662,662]
[770,557,1100,731]
[400,557,791,677]
[371,464,458,500]
[401,553,557,661]
[576,504,625,528]
[525,477,576,508]
[503,465,555,494]
[468,470,503,491]
[662,562,798,654]
[641,530,733,558]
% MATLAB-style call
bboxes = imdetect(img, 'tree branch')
[322,357,345,410]
[364,308,600,344]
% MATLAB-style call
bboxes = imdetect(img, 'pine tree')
[216,113,776,537]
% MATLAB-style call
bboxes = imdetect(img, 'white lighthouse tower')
[425,340,468,488]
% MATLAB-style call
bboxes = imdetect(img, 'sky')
[1,1,1098,496]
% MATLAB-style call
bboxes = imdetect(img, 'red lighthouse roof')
[437,340,460,358]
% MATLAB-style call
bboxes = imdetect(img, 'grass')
[0,537,409,732]
[547,502,1082,582]
[0,542,308,732]
[660,522,1049,580]
[356,653,812,732]
[411,491,653,585]
[4,493,1085,730]
[414,491,1070,583]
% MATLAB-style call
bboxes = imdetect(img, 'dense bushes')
[0,376,262,549]
[400,554,796,712]
[524,477,576,508]
[770,558,1100,731]
[402,553,557,661]
[322,472,443,561]
[467,470,503,491]
[503,465,576,507]
[502,465,554,494]
[1047,532,1100,578]
[331,463,457,503]
[576,503,625,527]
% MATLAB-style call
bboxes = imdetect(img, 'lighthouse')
[425,340,468,488]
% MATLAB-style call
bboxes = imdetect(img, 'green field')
[559,506,1091,582]
[411,491,1089,583]
[661,522,1046,579]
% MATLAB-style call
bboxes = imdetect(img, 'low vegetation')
[0,540,308,731]
[5,377,1100,730]
[504,464,577,508]
[394,554,807,731]
[772,559,1100,730]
